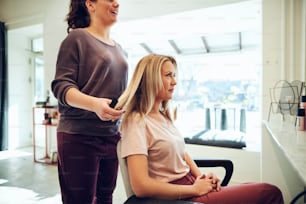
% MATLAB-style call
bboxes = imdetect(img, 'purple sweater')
[51,29,128,136]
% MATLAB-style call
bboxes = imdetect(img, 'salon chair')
[290,189,306,204]
[117,140,234,204]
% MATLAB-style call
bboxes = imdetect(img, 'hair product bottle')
[296,108,305,131]
[300,95,306,130]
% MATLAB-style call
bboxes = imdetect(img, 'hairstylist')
[51,0,127,203]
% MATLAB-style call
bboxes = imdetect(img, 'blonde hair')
[116,54,177,129]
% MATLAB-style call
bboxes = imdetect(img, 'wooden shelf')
[32,107,58,165]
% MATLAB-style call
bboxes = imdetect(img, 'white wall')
[6,26,43,149]
[43,0,69,105]
[262,0,306,121]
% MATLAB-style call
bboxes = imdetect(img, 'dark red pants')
[57,132,121,204]
[171,172,284,204]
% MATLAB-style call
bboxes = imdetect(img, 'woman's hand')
[65,88,124,121]
[192,173,221,196]
[205,173,221,192]
[92,97,124,121]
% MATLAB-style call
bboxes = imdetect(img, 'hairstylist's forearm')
[65,87,98,112]
[65,87,124,121]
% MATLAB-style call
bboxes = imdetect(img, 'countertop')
[263,120,306,185]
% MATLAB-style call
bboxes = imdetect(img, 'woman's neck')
[150,101,162,115]
[85,25,114,45]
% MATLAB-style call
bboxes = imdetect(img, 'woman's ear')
[85,0,95,13]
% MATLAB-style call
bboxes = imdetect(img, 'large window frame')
[115,0,262,151]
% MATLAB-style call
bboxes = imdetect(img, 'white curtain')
[281,0,306,81]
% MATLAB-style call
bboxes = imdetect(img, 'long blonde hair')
[116,54,177,129]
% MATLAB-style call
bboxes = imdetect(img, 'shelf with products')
[32,106,59,165]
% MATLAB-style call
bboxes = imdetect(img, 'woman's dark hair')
[66,0,95,33]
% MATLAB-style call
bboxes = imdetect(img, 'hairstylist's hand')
[92,98,124,121]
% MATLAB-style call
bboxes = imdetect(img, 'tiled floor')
[0,148,127,204]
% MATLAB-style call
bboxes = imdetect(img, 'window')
[33,57,45,102]
[32,37,43,53]
[31,37,45,103]
[114,0,262,151]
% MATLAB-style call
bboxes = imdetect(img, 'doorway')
[7,24,43,150]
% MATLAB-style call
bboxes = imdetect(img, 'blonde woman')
[117,54,283,203]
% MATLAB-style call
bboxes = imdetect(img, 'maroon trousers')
[57,132,121,204]
[170,172,284,204]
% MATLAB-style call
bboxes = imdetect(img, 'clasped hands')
[193,172,221,196]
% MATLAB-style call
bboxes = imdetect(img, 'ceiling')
[112,0,261,57]
[119,31,259,57]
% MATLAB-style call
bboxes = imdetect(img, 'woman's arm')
[65,87,124,121]
[184,152,202,178]
[127,154,216,200]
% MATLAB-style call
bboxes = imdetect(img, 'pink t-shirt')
[120,113,190,183]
